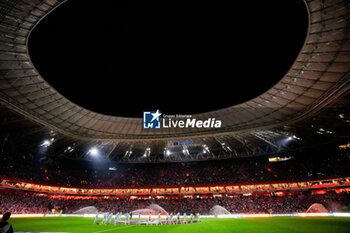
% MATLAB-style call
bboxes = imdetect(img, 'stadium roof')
[0,0,350,162]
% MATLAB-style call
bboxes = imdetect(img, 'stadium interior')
[1,0,350,232]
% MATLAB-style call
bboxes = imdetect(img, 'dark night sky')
[28,0,308,117]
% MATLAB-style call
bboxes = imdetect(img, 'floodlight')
[41,140,51,147]
[89,147,99,156]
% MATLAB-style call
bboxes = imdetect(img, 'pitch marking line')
[92,225,136,233]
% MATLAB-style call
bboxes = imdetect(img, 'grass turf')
[9,216,350,233]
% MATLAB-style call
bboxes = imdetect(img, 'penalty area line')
[92,225,136,233]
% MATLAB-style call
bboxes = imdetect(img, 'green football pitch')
[9,216,350,233]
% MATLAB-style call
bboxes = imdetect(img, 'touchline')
[162,118,222,128]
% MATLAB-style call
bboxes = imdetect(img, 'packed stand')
[1,190,349,215]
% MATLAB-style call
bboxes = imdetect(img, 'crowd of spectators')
[1,147,350,188]
[0,191,51,214]
[1,190,349,215]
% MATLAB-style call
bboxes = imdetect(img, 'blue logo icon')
[143,110,162,129]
